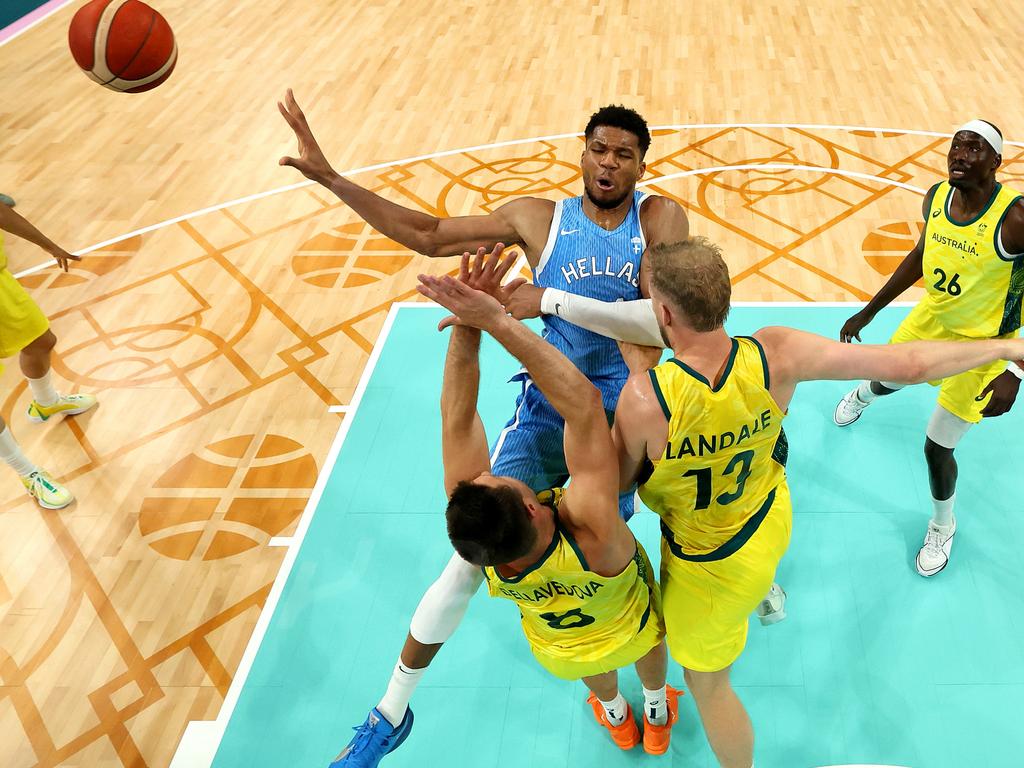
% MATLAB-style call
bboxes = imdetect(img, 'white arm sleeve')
[540,289,663,347]
[408,552,484,645]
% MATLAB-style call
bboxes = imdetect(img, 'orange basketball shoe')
[642,685,683,755]
[586,693,640,750]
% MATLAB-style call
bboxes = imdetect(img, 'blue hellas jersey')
[531,191,651,400]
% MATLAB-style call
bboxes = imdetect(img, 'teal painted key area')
[212,305,1024,768]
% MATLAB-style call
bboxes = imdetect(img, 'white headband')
[956,120,1003,155]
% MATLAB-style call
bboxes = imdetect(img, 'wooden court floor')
[1,1,1023,766]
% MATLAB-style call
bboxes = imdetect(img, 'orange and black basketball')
[68,0,177,93]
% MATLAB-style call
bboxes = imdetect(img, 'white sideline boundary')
[170,302,429,767]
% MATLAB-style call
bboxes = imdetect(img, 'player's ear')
[637,160,646,180]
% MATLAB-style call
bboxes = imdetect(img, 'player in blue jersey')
[278,91,688,767]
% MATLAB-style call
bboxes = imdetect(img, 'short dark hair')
[585,105,651,156]
[445,481,536,566]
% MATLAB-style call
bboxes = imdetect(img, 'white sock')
[0,427,39,477]
[27,371,59,407]
[642,685,668,726]
[855,381,877,404]
[598,691,628,726]
[376,662,425,727]
[932,493,955,528]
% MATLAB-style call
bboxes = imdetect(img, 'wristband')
[1008,362,1024,381]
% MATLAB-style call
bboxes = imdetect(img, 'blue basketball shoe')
[329,707,414,767]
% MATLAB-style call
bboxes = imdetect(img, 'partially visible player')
[328,252,681,766]
[611,237,1024,768]
[0,194,15,207]
[0,203,97,509]
[279,92,689,755]
[833,120,1024,576]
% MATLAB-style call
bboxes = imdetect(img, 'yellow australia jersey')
[639,336,787,558]
[922,180,1024,337]
[483,490,657,663]
[0,231,7,271]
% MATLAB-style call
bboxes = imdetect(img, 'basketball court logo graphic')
[862,221,926,276]
[139,434,317,560]
[292,222,411,288]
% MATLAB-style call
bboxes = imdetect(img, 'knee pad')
[926,406,973,450]
[409,552,484,645]
[877,381,907,393]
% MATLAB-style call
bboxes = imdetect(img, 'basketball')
[68,0,177,93]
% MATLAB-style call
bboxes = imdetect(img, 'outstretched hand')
[48,246,80,272]
[418,273,508,331]
[278,89,336,185]
[457,244,527,303]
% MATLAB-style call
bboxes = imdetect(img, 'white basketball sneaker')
[833,386,871,427]
[916,516,956,577]
[756,582,787,625]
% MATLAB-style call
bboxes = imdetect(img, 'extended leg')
[916,406,972,576]
[684,666,753,768]
[833,380,905,426]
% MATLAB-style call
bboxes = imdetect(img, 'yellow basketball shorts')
[0,267,49,367]
[661,482,792,673]
[890,301,1018,424]
[529,586,666,681]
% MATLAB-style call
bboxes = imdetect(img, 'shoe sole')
[32,494,73,510]
[915,555,948,577]
[27,404,96,423]
[832,407,862,427]
[758,609,787,626]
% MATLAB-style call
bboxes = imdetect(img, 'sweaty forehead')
[587,125,641,151]
[952,131,986,146]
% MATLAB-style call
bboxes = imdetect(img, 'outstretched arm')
[0,203,79,272]
[278,90,542,258]
[440,325,491,495]
[840,186,935,343]
[758,325,1024,410]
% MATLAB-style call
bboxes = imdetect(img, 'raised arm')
[439,326,491,495]
[0,203,79,272]
[278,90,548,258]
[417,273,618,523]
[840,185,936,342]
[757,325,1024,411]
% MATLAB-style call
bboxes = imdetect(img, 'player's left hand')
[979,370,1020,417]
[418,273,507,331]
[48,246,80,272]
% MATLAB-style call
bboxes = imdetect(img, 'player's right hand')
[48,246,81,272]
[839,309,874,343]
[278,89,336,185]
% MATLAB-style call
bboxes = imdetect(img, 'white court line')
[0,0,75,48]
[327,405,352,413]
[639,163,928,195]
[266,537,292,548]
[11,122,1015,280]
[171,302,407,768]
